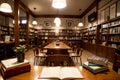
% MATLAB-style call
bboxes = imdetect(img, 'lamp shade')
[52,0,67,9]
[0,3,12,13]
[78,22,83,27]
[32,19,37,25]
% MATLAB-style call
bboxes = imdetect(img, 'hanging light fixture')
[0,2,12,13]
[52,0,67,9]
[32,8,37,25]
[54,9,61,27]
[78,22,83,27]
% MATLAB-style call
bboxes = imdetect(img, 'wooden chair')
[33,47,46,65]
[69,48,83,65]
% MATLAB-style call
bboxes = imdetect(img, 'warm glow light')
[32,19,37,25]
[54,17,61,27]
[52,0,67,9]
[54,17,61,23]
[0,3,12,13]
[13,20,20,24]
[21,20,27,24]
[78,22,83,27]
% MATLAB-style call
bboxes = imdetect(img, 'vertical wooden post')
[14,0,20,46]
[26,12,30,49]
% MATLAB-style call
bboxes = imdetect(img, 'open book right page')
[60,67,84,79]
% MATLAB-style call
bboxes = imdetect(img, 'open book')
[38,67,84,80]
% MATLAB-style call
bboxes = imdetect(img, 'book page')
[60,67,84,79]
[39,67,61,79]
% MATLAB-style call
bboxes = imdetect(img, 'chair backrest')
[33,47,39,56]
[76,48,83,56]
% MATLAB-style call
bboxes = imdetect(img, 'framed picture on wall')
[66,20,74,27]
[117,1,120,17]
[110,3,116,19]
[44,21,51,27]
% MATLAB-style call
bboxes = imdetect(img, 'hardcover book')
[1,58,29,70]
[83,62,108,74]
[38,67,84,80]
[87,55,108,66]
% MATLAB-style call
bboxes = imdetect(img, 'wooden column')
[26,12,30,48]
[14,0,20,46]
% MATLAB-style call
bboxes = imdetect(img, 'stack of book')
[0,58,31,78]
[83,55,109,74]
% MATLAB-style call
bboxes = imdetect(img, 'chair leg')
[80,57,82,66]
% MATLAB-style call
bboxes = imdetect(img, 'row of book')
[83,55,109,74]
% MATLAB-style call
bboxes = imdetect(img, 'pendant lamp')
[32,19,37,25]
[32,8,37,25]
[52,0,67,9]
[78,22,83,27]
[0,3,12,13]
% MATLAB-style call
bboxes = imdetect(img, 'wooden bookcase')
[37,29,82,46]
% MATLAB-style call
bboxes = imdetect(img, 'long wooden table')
[44,41,71,55]
[4,66,120,80]
[44,41,72,66]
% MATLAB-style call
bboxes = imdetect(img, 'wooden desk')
[5,66,120,80]
[44,41,71,55]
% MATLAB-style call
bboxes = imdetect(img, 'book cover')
[87,55,108,66]
[38,67,84,80]
[83,62,108,74]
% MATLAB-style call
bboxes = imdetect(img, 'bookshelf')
[100,19,120,48]
[29,27,35,46]
[37,29,82,45]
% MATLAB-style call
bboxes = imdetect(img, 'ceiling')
[20,0,95,18]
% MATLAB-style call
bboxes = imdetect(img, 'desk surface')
[5,66,120,80]
[44,41,71,49]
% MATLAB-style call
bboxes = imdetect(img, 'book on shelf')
[83,62,108,74]
[87,55,108,67]
[38,67,84,80]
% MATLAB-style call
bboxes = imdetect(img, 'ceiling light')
[32,8,38,25]
[32,19,37,25]
[52,0,67,9]
[0,3,12,13]
[78,22,83,27]
[54,17,61,27]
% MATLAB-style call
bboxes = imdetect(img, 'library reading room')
[0,0,120,80]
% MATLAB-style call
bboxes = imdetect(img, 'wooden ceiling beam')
[80,0,101,17]
[19,0,35,17]
[35,14,81,18]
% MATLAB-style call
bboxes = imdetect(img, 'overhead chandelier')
[52,0,67,9]
[0,3,12,13]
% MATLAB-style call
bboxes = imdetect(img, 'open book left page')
[39,67,61,79]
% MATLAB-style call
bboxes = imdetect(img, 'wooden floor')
[0,48,120,80]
